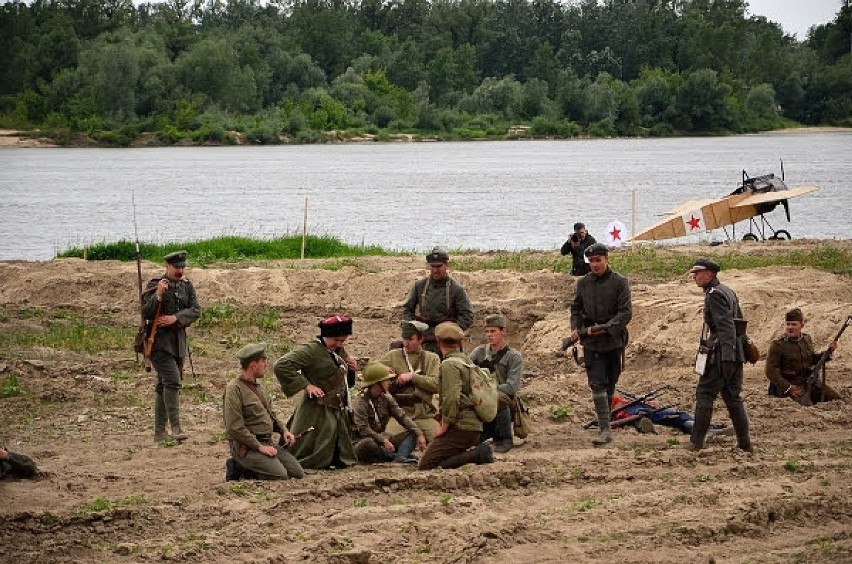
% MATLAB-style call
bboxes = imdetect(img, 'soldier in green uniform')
[351,363,427,464]
[418,322,494,470]
[766,308,841,404]
[686,258,752,453]
[570,243,632,446]
[223,343,304,481]
[274,315,358,470]
[469,314,523,453]
[0,446,38,480]
[402,247,475,356]
[378,320,441,441]
[142,250,201,443]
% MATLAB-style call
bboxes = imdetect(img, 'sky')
[745,0,843,40]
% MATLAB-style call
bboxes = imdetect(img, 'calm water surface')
[0,132,850,260]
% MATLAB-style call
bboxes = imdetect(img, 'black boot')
[225,458,242,481]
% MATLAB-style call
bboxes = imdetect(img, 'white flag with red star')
[605,219,627,248]
[681,209,705,234]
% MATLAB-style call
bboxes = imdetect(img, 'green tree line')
[1,0,850,145]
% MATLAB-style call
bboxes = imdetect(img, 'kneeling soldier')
[352,363,427,464]
[224,343,304,480]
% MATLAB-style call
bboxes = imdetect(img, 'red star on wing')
[610,227,621,241]
[687,215,701,231]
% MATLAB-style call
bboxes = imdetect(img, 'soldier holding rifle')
[402,247,474,357]
[142,251,201,443]
[766,308,843,404]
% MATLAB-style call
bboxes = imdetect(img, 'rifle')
[800,315,852,406]
[144,301,162,373]
[583,385,670,429]
[131,190,155,372]
[279,425,314,448]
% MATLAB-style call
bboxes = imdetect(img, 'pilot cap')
[688,258,721,274]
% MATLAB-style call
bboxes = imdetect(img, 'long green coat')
[274,339,357,469]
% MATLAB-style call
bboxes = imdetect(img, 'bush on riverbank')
[57,235,399,265]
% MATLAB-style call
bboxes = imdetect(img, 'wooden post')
[301,196,308,260]
[630,189,637,250]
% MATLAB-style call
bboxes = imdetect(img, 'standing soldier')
[402,247,475,356]
[274,315,358,470]
[765,308,841,404]
[469,314,523,453]
[418,322,494,470]
[561,222,596,276]
[142,250,201,443]
[351,363,427,464]
[223,343,304,481]
[570,243,632,446]
[378,320,441,441]
[686,258,752,453]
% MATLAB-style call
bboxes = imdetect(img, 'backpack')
[447,358,498,423]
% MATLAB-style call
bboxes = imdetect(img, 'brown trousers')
[417,428,480,471]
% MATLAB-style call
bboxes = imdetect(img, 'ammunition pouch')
[314,392,345,409]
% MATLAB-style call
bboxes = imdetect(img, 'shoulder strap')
[416,278,430,320]
[238,379,281,431]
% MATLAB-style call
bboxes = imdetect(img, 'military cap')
[237,342,268,363]
[361,362,395,386]
[688,258,721,274]
[400,320,429,338]
[164,250,188,267]
[785,308,804,323]
[319,314,353,337]
[584,243,609,257]
[485,314,508,329]
[426,246,450,264]
[434,321,464,341]
[573,222,586,232]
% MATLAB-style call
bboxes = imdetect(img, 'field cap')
[401,320,429,338]
[426,246,450,264]
[584,243,609,257]
[237,343,268,363]
[688,258,720,274]
[361,363,395,386]
[319,314,353,337]
[785,308,804,323]
[164,250,188,267]
[434,321,464,341]
[485,314,508,329]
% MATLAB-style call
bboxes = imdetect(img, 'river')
[0,131,849,260]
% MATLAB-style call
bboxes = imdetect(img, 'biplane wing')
[632,185,820,242]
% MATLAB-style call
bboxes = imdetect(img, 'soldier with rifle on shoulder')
[402,247,474,357]
[142,250,201,443]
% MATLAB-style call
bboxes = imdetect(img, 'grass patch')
[0,373,25,397]
[571,498,599,512]
[549,404,573,422]
[77,494,147,516]
[57,235,401,265]
[0,319,133,354]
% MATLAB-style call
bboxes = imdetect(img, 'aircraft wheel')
[742,233,759,242]
[773,229,791,240]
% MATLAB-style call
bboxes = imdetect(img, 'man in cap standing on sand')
[569,243,632,446]
[418,322,494,470]
[351,363,427,464]
[686,258,752,453]
[223,343,304,481]
[402,247,475,356]
[378,320,441,441]
[142,250,201,443]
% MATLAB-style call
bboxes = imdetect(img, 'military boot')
[475,441,495,464]
[163,388,189,442]
[153,392,170,443]
[591,391,613,446]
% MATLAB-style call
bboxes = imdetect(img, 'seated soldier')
[378,320,441,441]
[224,343,305,481]
[352,363,427,464]
[609,393,733,437]
[0,446,38,480]
[766,308,841,404]
[469,314,523,453]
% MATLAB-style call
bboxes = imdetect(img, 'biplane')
[631,166,819,242]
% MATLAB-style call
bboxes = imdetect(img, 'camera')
[571,233,580,243]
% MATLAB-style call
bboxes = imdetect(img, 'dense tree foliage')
[1,0,849,145]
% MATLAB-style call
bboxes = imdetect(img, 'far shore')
[1,126,850,149]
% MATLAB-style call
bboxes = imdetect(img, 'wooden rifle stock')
[800,315,852,406]
[144,301,162,373]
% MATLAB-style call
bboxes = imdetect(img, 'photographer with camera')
[560,222,596,276]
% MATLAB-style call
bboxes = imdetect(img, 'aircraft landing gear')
[742,233,759,242]
[769,229,791,240]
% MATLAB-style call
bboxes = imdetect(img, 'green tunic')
[223,376,277,451]
[274,339,357,469]
[378,348,440,439]
[439,350,482,433]
[402,276,475,335]
[141,276,201,358]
